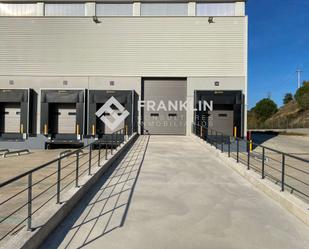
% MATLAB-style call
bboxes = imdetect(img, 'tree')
[283,93,293,105]
[254,98,278,122]
[295,81,309,110]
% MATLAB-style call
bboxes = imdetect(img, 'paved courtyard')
[41,136,309,249]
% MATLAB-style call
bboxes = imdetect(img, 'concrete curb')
[192,135,309,227]
[4,134,138,249]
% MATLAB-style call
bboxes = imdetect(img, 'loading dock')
[194,91,244,137]
[41,89,85,147]
[0,89,33,140]
[88,90,138,139]
[142,79,187,135]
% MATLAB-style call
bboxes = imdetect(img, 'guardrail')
[0,149,9,155]
[0,128,129,241]
[192,123,309,203]
[3,149,30,158]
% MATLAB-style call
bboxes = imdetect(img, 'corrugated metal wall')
[0,17,247,76]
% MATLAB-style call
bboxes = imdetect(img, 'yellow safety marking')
[233,126,237,138]
[44,124,48,135]
[76,124,80,135]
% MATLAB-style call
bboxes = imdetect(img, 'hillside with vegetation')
[248,81,309,129]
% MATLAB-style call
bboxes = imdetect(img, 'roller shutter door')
[143,79,186,135]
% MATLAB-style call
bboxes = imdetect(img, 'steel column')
[27,173,32,231]
[56,159,61,204]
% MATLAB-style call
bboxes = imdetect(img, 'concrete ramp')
[41,136,309,249]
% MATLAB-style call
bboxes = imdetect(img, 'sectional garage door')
[208,110,234,136]
[50,103,76,134]
[4,104,21,133]
[143,79,186,135]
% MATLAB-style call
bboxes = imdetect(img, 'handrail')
[193,123,309,163]
[58,150,72,158]
[0,127,131,241]
[3,149,30,158]
[0,128,124,188]
[192,122,309,202]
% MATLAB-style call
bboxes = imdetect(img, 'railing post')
[281,154,285,191]
[27,173,32,231]
[236,139,239,163]
[105,142,108,160]
[118,130,121,146]
[221,134,224,152]
[247,142,250,170]
[111,133,113,155]
[56,159,61,204]
[209,129,212,145]
[122,129,124,144]
[228,138,230,157]
[76,151,79,187]
[122,130,127,143]
[262,147,265,179]
[119,129,122,145]
[124,128,126,142]
[117,130,120,147]
[88,144,92,175]
[98,143,101,167]
[215,131,217,149]
[120,129,122,144]
[115,131,118,150]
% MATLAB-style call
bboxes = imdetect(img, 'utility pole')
[296,68,303,89]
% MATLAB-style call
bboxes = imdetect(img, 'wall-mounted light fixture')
[214,81,220,86]
[110,81,115,86]
[63,80,68,86]
[93,16,101,24]
[9,80,14,85]
[208,17,215,24]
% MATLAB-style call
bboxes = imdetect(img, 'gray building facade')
[0,0,248,148]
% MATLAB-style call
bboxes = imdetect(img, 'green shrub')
[283,93,293,104]
[254,98,278,122]
[295,81,309,110]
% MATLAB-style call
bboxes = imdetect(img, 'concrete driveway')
[41,135,309,249]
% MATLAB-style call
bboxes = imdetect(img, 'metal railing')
[0,128,130,241]
[192,123,309,203]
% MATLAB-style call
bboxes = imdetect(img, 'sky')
[246,0,309,109]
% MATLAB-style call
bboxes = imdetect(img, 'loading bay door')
[4,104,21,133]
[143,79,186,135]
[208,111,234,136]
[96,103,125,134]
[52,104,76,134]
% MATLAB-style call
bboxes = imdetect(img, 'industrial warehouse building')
[0,0,247,149]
